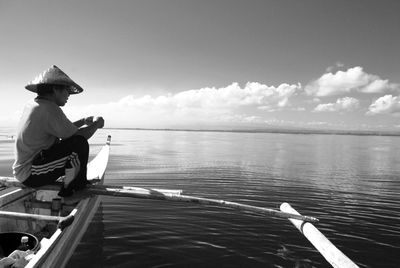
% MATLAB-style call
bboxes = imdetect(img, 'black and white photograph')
[0,1,399,267]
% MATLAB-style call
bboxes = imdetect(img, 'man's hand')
[94,117,105,128]
[74,116,105,139]
[84,116,94,125]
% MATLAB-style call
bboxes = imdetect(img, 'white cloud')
[314,97,360,112]
[171,82,300,109]
[291,107,306,112]
[325,62,345,73]
[367,95,400,115]
[220,114,265,124]
[305,66,399,97]
[64,82,301,128]
[307,121,327,125]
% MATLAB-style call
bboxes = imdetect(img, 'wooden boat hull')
[0,135,111,268]
[28,194,102,267]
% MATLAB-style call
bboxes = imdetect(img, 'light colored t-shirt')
[13,98,78,182]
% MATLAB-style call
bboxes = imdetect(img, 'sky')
[1,0,400,131]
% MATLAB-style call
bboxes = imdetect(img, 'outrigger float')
[0,135,358,267]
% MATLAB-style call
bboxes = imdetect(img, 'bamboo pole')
[0,211,74,230]
[86,186,319,223]
[1,177,318,222]
[280,202,358,268]
[0,177,319,222]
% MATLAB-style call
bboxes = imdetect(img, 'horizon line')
[103,127,400,137]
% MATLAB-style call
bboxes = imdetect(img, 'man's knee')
[70,135,89,151]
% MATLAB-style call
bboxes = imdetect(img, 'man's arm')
[75,117,104,140]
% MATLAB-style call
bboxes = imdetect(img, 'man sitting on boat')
[12,65,104,197]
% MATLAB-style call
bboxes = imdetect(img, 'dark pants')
[23,135,89,191]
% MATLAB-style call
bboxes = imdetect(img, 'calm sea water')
[1,128,400,267]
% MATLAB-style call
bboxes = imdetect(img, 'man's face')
[54,87,70,106]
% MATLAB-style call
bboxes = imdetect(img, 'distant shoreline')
[2,127,399,137]
[104,127,400,137]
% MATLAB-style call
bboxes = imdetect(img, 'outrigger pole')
[0,177,318,223]
[87,185,319,223]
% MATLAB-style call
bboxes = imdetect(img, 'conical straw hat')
[25,65,83,94]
